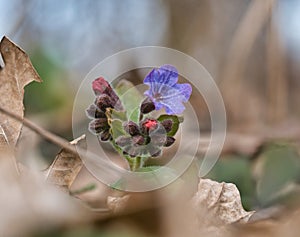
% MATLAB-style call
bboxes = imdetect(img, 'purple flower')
[143,65,192,115]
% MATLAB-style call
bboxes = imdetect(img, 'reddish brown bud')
[140,119,158,134]
[164,137,175,147]
[124,121,140,136]
[99,130,111,141]
[132,135,145,145]
[86,104,106,119]
[95,94,113,112]
[140,97,155,114]
[89,118,108,134]
[161,119,173,133]
[92,77,123,110]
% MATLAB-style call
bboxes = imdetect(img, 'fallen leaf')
[45,135,86,192]
[192,178,254,226]
[0,36,42,146]
[0,125,9,151]
[0,125,20,174]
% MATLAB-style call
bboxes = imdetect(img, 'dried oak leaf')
[192,178,254,226]
[0,36,42,147]
[45,135,86,192]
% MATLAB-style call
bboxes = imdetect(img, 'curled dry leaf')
[192,178,254,226]
[0,36,41,147]
[45,135,86,192]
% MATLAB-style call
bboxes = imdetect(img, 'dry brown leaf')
[0,36,42,147]
[0,125,9,151]
[0,124,20,174]
[45,135,86,192]
[192,178,254,227]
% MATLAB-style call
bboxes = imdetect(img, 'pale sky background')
[0,0,168,75]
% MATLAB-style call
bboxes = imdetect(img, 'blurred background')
[1,0,300,236]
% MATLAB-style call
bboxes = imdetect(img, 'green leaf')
[255,143,300,207]
[110,119,126,140]
[115,80,143,123]
[206,155,255,210]
[157,114,182,136]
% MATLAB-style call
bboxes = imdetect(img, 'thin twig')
[0,106,124,178]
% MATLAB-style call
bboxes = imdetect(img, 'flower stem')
[130,157,142,171]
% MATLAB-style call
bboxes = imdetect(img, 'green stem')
[129,157,142,171]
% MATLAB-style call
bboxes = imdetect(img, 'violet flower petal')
[143,65,192,115]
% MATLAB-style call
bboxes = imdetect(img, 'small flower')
[140,118,158,134]
[87,77,123,142]
[143,65,192,115]
[115,118,169,158]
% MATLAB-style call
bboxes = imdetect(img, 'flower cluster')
[86,77,123,141]
[86,65,192,169]
[115,118,175,158]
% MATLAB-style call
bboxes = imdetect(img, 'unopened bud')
[86,104,106,119]
[140,97,155,114]
[99,129,111,141]
[164,136,175,147]
[140,119,158,134]
[132,135,145,145]
[89,118,108,134]
[124,121,140,136]
[95,94,113,112]
[161,119,173,133]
